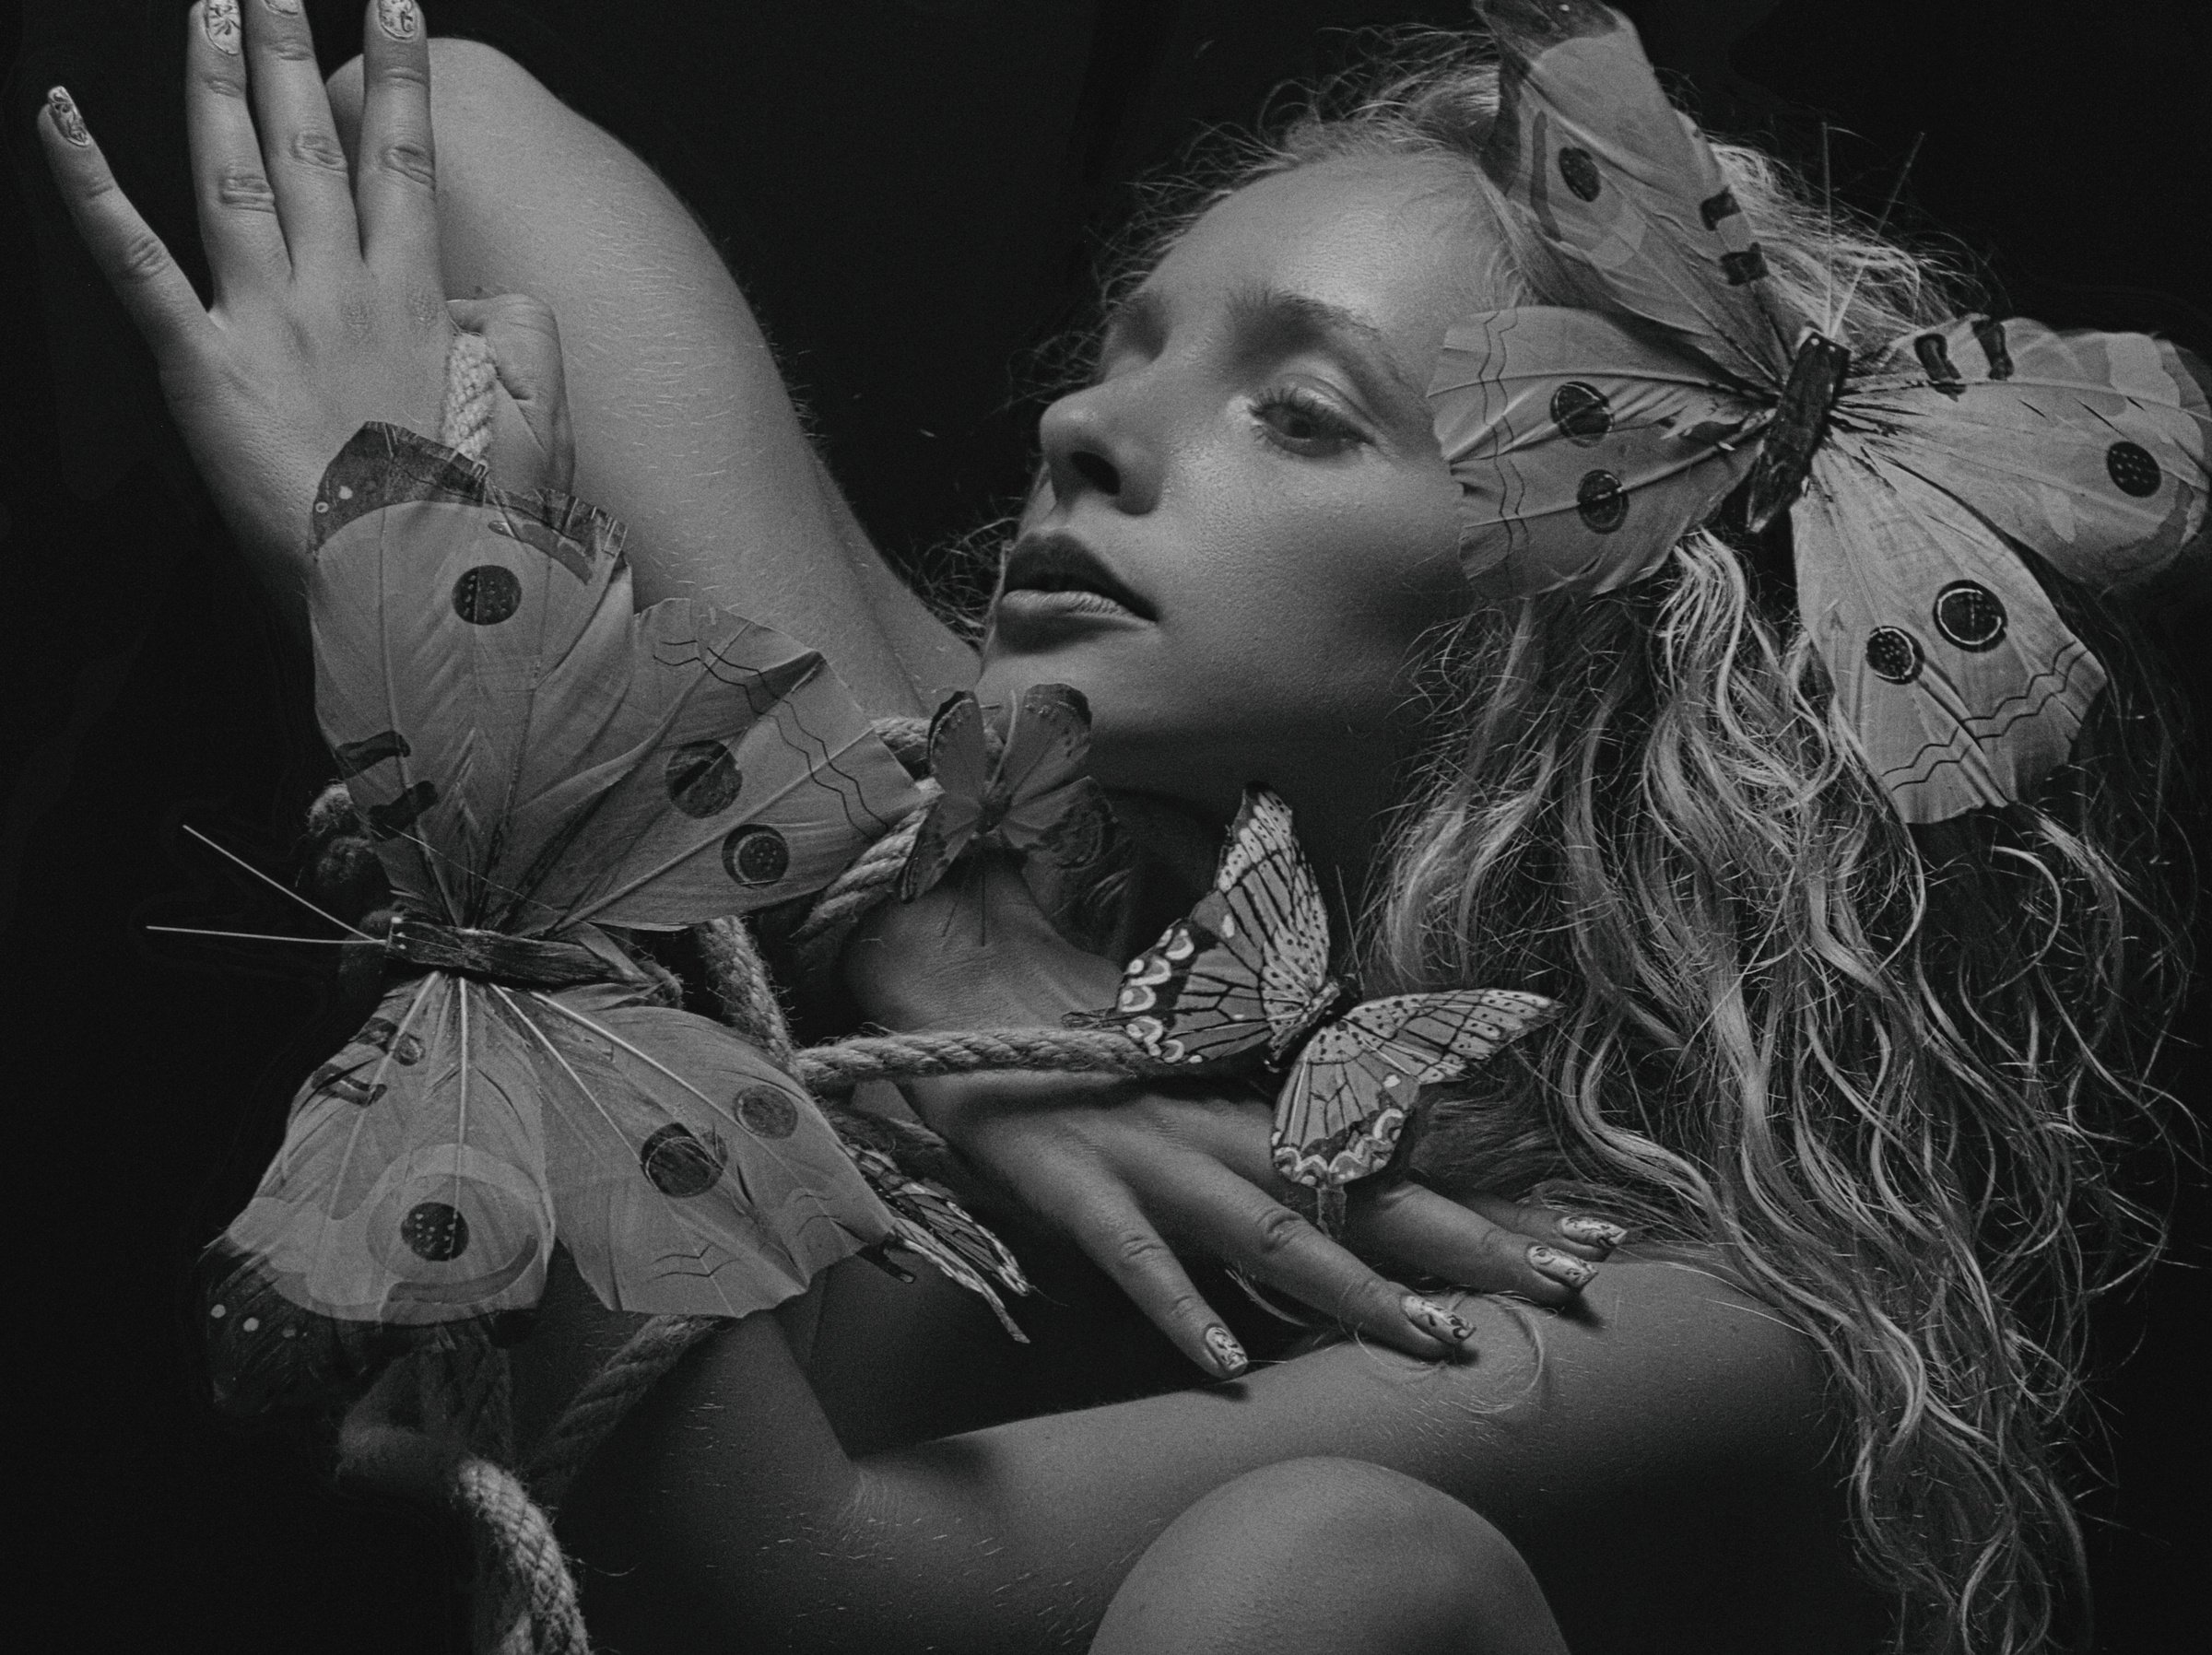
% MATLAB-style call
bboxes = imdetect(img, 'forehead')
[1138,156,1505,360]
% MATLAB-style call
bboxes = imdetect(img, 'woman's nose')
[1038,383,1160,515]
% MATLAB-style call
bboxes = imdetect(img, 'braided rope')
[787,802,932,983]
[794,1026,1184,1095]
[694,915,797,1066]
[522,1314,724,1509]
[441,330,498,464]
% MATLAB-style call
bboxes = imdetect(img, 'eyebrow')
[1101,283,1426,410]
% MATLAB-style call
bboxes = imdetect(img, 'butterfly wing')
[1473,1,1793,387]
[899,691,992,901]
[1796,432,2107,822]
[1841,318,2211,595]
[498,978,896,1317]
[992,686,1126,951]
[1070,788,1332,1064]
[1429,306,1766,596]
[846,1144,1033,1342]
[1275,990,1560,1188]
[207,972,559,1411]
[309,424,923,934]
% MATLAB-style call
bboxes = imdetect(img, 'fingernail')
[1403,1294,1476,1346]
[204,0,242,55]
[1558,1215,1628,1252]
[1203,1324,1248,1378]
[264,0,301,17]
[376,0,423,41]
[1529,1244,1597,1290]
[45,87,89,147]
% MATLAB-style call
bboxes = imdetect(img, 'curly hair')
[1033,26,2199,1655]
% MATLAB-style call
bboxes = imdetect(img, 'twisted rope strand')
[522,1315,724,1510]
[793,1026,1187,1095]
[788,803,932,983]
[441,329,498,464]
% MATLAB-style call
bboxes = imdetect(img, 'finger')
[1065,1192,1251,1380]
[352,0,438,277]
[184,0,290,293]
[38,88,216,365]
[1347,1182,1598,1306]
[231,0,359,268]
[1458,1193,1627,1262]
[1180,1168,1465,1359]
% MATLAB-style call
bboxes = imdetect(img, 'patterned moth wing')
[899,690,994,901]
[1273,990,1561,1188]
[311,424,924,936]
[1429,306,1767,595]
[1069,788,1335,1065]
[846,1144,1034,1342]
[1474,0,1793,388]
[1794,431,2106,823]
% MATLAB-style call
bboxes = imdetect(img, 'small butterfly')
[1430,1,2209,823]
[206,424,1022,1413]
[1069,789,1558,1223]
[899,683,1125,951]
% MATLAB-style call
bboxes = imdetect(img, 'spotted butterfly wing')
[312,424,922,933]
[1068,788,1334,1064]
[1273,991,1561,1188]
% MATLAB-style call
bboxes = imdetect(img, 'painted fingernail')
[1403,1295,1476,1345]
[45,87,89,147]
[1558,1215,1628,1252]
[1203,1324,1248,1378]
[376,0,422,41]
[263,0,302,17]
[1529,1244,1597,1290]
[204,0,242,55]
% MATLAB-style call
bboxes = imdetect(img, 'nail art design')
[1529,1244,1597,1289]
[1203,1324,1249,1378]
[376,0,422,41]
[1403,1295,1477,1345]
[204,0,242,55]
[1558,1215,1628,1251]
[46,87,89,147]
[264,0,302,17]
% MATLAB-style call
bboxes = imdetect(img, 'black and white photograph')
[4,3,2207,1650]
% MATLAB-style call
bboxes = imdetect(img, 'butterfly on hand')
[899,683,1126,952]
[207,424,1023,1413]
[1068,789,1558,1223]
[1429,1,2208,824]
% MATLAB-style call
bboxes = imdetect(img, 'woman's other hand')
[846,860,1618,1376]
[36,3,569,620]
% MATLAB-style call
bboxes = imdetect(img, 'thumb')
[446,294,576,495]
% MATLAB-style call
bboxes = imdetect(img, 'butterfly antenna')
[1828,131,1925,334]
[145,924,360,945]
[182,824,372,939]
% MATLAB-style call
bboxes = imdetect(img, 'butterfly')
[205,423,1016,1414]
[1069,788,1558,1226]
[1429,1,2209,823]
[899,683,1125,951]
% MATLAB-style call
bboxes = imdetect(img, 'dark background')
[3,2,2206,1649]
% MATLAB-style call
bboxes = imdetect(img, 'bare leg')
[328,41,974,715]
[1091,1458,1574,1655]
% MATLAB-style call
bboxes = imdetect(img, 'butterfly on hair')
[1068,788,1559,1233]
[899,682,1129,954]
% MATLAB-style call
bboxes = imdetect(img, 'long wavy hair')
[1045,27,2198,1655]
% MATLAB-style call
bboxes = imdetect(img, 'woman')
[37,3,2199,1651]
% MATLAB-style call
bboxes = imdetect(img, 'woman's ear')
[447,293,577,494]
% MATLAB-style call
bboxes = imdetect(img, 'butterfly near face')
[1069,789,1558,1227]
[206,425,1025,1413]
[899,683,1126,952]
[1429,1,2209,824]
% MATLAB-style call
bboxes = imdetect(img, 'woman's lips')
[990,531,1154,646]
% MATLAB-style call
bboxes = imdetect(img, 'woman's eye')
[1251,386,1365,453]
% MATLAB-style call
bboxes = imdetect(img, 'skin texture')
[41,18,1877,1651]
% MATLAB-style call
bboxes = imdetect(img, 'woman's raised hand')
[36,3,569,618]
[848,860,1618,1375]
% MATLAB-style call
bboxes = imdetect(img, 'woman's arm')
[325,38,971,715]
[557,1253,1873,1655]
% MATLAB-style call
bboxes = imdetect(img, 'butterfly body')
[1074,789,1557,1197]
[1435,4,2210,823]
[209,425,1029,1411]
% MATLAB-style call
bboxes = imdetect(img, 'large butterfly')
[899,683,1124,951]
[206,424,1007,1413]
[1069,789,1557,1219]
[1430,0,2210,823]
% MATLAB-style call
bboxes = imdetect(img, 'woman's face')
[977,155,1504,831]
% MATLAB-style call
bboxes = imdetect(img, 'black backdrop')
[3,3,2206,1649]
